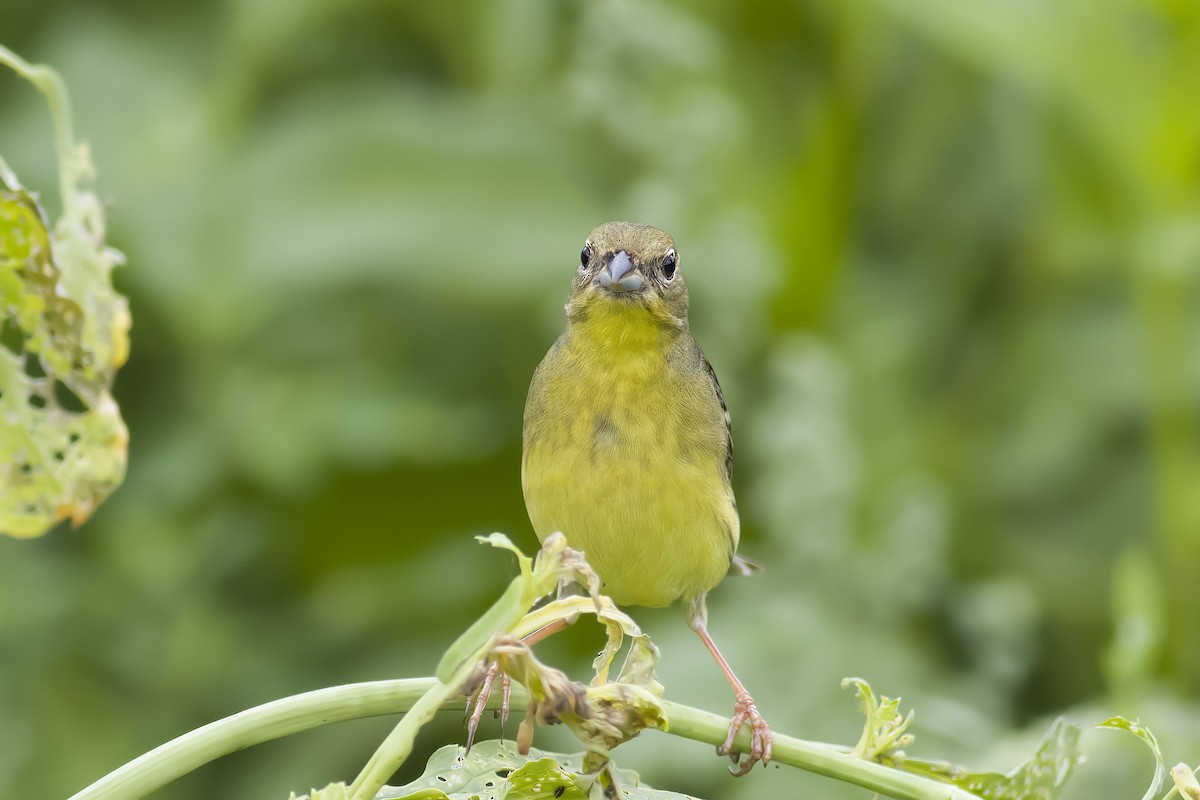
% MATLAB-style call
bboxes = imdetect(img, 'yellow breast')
[521,300,737,607]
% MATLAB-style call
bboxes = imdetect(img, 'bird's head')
[566,221,689,329]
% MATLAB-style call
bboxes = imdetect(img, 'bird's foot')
[465,662,511,752]
[718,690,773,776]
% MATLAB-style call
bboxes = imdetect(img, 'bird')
[520,220,773,775]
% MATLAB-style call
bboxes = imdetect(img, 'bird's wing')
[699,349,734,484]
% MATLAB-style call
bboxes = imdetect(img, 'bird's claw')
[465,662,511,752]
[717,691,773,776]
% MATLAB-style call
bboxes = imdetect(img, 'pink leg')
[687,597,773,776]
[465,617,572,750]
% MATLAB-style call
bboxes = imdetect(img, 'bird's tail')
[728,554,764,577]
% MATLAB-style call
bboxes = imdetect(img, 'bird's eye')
[579,244,591,272]
[662,248,677,281]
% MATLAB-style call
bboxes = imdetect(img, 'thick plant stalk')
[66,681,434,800]
[67,678,983,800]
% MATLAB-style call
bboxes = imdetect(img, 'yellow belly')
[522,319,736,607]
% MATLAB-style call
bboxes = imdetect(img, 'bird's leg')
[685,595,773,776]
[465,670,514,749]
[464,616,572,751]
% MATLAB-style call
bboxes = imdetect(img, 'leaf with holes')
[902,718,1083,800]
[0,49,130,538]
[375,742,695,800]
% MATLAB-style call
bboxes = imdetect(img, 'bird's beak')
[598,250,645,293]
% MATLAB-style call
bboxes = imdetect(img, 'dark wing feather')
[699,349,734,485]
[699,346,756,574]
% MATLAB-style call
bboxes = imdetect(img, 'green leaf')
[0,186,129,537]
[842,677,915,765]
[290,784,351,800]
[903,718,1083,800]
[436,533,600,684]
[505,757,588,800]
[0,47,129,538]
[376,742,689,800]
[1096,716,1164,800]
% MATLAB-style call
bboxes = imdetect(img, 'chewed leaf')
[904,718,1082,800]
[505,757,587,799]
[588,598,661,696]
[1096,716,1164,800]
[567,682,668,757]
[375,742,687,800]
[0,51,130,538]
[0,189,129,537]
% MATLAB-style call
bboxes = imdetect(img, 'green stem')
[66,680,436,800]
[662,700,981,800]
[345,678,459,800]
[68,678,981,800]
[0,45,79,218]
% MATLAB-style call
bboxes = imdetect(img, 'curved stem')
[345,678,458,800]
[67,680,438,800]
[68,678,981,800]
[0,45,79,217]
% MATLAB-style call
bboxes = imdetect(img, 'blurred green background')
[3,1,1200,798]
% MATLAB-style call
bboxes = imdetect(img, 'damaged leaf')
[0,48,130,537]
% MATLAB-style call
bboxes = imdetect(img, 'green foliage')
[843,677,915,765]
[1098,717,1165,800]
[842,677,1084,800]
[1,1,1200,799]
[374,742,675,800]
[0,47,129,537]
[904,719,1082,800]
[1095,717,1200,800]
[63,541,997,800]
[347,534,666,800]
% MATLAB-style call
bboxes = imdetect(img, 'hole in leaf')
[28,393,47,409]
[19,462,32,475]
[54,379,86,412]
[495,769,512,778]
[0,318,24,356]
[23,352,46,378]
[53,451,65,461]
